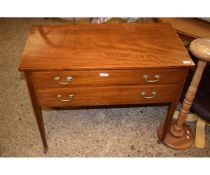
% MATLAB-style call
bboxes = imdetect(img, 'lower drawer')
[36,84,177,107]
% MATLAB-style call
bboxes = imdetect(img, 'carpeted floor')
[0,18,209,157]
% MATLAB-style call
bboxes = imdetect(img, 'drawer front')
[32,69,180,88]
[36,84,177,107]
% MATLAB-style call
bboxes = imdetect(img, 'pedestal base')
[157,120,195,150]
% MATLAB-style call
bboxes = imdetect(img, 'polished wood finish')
[175,60,207,132]
[18,23,193,71]
[190,38,210,62]
[158,120,194,150]
[36,84,177,107]
[157,18,210,39]
[32,69,180,88]
[24,72,48,153]
[157,68,189,141]
[18,23,194,151]
[158,38,210,150]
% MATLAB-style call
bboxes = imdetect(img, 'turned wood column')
[158,38,210,150]
[170,60,207,137]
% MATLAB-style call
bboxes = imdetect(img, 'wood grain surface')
[24,72,48,150]
[157,18,210,39]
[32,69,182,88]
[18,23,195,151]
[36,84,177,107]
[19,23,194,71]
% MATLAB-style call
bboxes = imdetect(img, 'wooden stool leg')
[195,117,206,148]
[173,111,197,122]
[186,114,197,122]
[173,110,179,119]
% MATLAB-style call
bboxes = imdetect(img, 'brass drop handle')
[141,91,157,99]
[56,94,74,102]
[53,76,73,85]
[143,74,160,83]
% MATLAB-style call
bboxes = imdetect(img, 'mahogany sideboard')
[18,23,194,152]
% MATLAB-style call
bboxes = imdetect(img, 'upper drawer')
[32,69,181,88]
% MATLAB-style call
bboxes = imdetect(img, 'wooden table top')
[157,18,210,39]
[19,23,194,71]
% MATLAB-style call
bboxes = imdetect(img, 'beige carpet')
[0,18,209,157]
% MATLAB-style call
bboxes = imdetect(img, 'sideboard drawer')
[32,69,181,88]
[36,84,177,107]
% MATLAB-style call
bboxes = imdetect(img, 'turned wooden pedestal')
[158,38,210,150]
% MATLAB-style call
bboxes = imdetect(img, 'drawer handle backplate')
[141,91,157,99]
[53,76,73,85]
[56,94,74,102]
[143,74,160,83]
